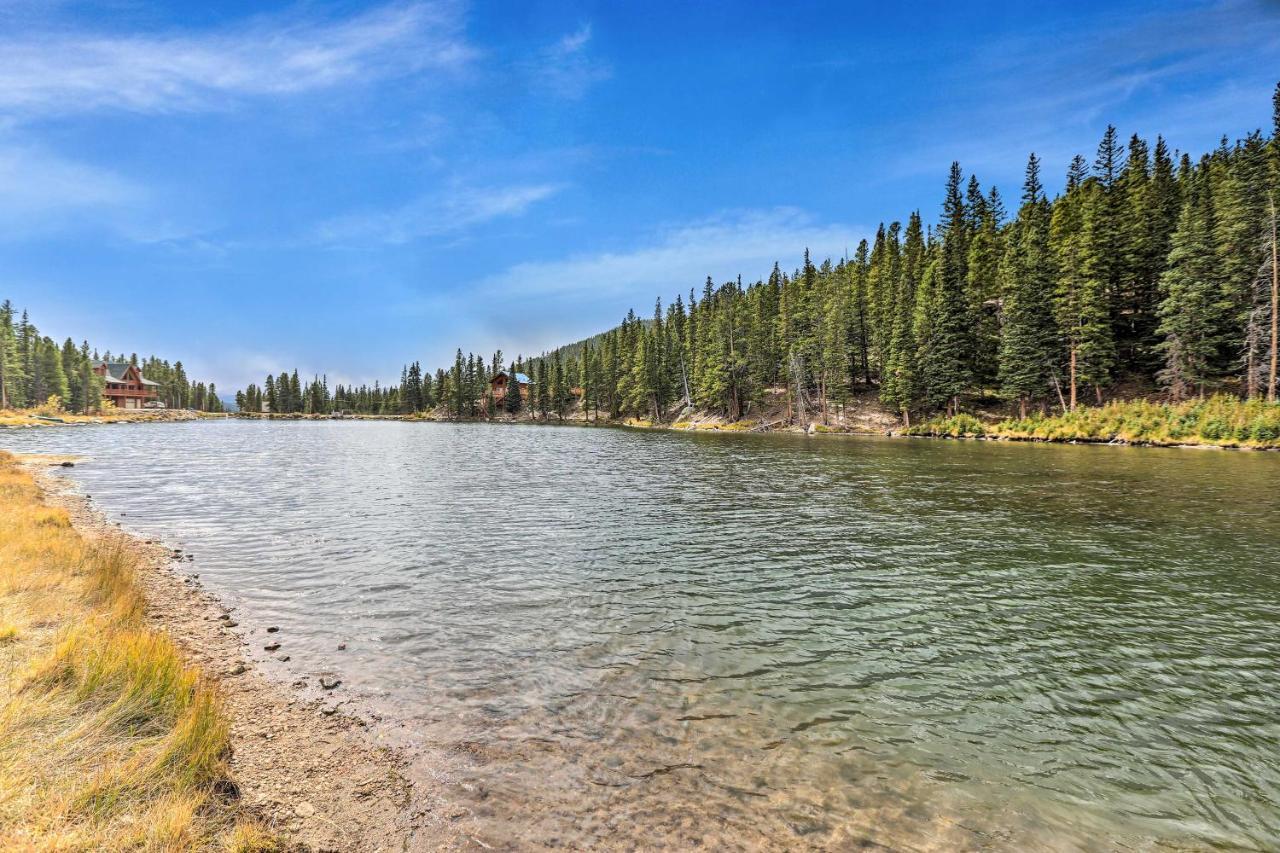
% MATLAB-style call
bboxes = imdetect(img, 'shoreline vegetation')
[0,450,270,850]
[0,452,434,851]
[0,408,228,428]
[908,394,1280,449]
[240,392,1280,450]
[5,390,1278,450]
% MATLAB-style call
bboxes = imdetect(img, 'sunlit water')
[6,420,1280,850]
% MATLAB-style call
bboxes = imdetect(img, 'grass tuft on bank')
[907,395,1280,448]
[0,451,275,851]
[0,407,221,428]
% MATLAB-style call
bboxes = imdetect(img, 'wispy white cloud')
[878,0,1280,186]
[525,23,611,99]
[314,181,564,246]
[0,144,143,236]
[370,207,867,366]
[477,207,867,303]
[0,1,476,119]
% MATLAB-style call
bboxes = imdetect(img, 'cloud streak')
[374,208,866,365]
[314,182,565,246]
[0,144,143,237]
[0,1,475,118]
[525,23,611,99]
[477,207,867,304]
[877,0,1280,185]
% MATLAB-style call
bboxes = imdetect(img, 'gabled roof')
[96,362,132,382]
[493,371,532,384]
[96,361,158,385]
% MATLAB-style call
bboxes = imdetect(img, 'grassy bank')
[0,452,272,850]
[907,396,1280,449]
[0,408,223,428]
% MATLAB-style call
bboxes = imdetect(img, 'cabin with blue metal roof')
[490,370,531,403]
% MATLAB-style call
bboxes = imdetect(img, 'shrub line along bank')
[226,394,1280,451]
[907,395,1280,449]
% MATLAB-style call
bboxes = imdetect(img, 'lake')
[6,420,1279,850]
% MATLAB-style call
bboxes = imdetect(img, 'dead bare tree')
[788,352,811,428]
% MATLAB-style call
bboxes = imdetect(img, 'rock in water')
[266,626,279,633]
[320,677,342,690]
[264,642,281,652]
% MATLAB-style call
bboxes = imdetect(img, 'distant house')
[93,362,160,410]
[490,371,532,402]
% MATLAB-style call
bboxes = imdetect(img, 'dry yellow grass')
[0,451,275,851]
[909,395,1280,448]
[0,408,221,428]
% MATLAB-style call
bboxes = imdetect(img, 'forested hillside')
[241,85,1280,425]
[0,300,223,413]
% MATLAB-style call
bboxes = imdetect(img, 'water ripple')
[6,420,1280,850]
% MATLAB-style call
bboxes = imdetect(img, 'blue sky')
[2,0,1278,392]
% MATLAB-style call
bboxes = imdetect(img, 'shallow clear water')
[6,420,1280,850]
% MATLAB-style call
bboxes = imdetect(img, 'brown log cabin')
[93,361,160,409]
[490,371,531,402]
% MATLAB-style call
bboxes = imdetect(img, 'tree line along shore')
[0,301,224,416]
[234,86,1280,450]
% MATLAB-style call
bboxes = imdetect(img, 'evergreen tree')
[451,349,466,417]
[1074,180,1119,400]
[999,154,1060,415]
[505,362,522,414]
[0,301,22,409]
[966,186,1004,390]
[918,163,975,413]
[553,352,568,420]
[1157,166,1229,399]
[881,212,925,416]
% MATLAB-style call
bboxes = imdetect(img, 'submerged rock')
[264,642,281,652]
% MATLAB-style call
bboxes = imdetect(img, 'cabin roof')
[96,361,159,386]
[493,371,532,384]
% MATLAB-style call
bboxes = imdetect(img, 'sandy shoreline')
[27,458,466,852]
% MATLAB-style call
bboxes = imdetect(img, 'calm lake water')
[6,420,1280,850]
